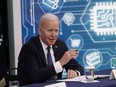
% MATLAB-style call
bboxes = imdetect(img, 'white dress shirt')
[39,37,63,74]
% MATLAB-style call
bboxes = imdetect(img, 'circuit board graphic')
[90,2,116,36]
[20,0,116,71]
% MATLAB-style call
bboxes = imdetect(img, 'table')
[20,69,116,87]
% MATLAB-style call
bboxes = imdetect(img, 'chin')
[49,43,55,45]
[48,40,56,45]
[49,42,55,45]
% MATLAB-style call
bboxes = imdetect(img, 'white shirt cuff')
[74,70,81,76]
[53,61,63,73]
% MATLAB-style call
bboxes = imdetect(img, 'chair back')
[4,68,18,87]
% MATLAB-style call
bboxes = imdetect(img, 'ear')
[38,27,41,35]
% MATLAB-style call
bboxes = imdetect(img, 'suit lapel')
[35,36,60,64]
[35,36,47,65]
[53,44,59,62]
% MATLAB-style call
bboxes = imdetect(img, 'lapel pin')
[55,46,58,48]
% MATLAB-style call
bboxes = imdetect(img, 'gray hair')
[38,13,59,28]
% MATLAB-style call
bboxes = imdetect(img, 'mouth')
[49,38,56,40]
[49,39,56,42]
[49,39,56,43]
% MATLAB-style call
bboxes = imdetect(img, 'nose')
[51,31,57,37]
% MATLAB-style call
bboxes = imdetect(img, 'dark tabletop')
[20,69,116,87]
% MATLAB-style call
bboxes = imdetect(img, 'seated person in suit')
[18,13,84,86]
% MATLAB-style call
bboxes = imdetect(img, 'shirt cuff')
[74,70,81,76]
[53,61,63,73]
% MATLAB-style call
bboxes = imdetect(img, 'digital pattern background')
[20,0,116,71]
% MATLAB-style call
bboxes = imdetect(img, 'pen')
[75,50,79,53]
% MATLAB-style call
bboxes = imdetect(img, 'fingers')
[59,49,79,66]
[67,69,71,79]
[68,49,79,59]
[69,49,79,54]
[67,69,77,79]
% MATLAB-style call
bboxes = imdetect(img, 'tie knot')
[47,46,51,51]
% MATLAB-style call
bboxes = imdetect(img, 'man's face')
[39,20,59,45]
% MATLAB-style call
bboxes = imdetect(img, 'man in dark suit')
[18,13,84,86]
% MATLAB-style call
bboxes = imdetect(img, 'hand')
[66,69,77,79]
[59,49,79,66]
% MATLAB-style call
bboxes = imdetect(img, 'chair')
[4,68,18,87]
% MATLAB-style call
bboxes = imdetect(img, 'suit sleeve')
[64,59,84,75]
[18,43,57,84]
[54,39,84,76]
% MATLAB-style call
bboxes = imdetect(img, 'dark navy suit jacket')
[18,36,83,86]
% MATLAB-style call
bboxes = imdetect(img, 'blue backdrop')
[20,0,116,71]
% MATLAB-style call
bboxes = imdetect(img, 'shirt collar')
[39,37,52,49]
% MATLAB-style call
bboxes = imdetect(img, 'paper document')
[57,75,86,82]
[44,82,66,87]
[57,75,110,82]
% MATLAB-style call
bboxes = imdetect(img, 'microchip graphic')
[90,2,116,36]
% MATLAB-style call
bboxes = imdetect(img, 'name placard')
[44,82,66,87]
[109,69,116,80]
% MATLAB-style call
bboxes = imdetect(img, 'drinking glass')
[9,81,19,87]
[84,66,95,82]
